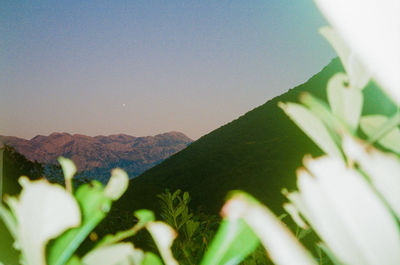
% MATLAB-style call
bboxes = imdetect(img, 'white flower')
[146,222,178,265]
[293,156,400,265]
[343,136,400,219]
[314,0,400,103]
[83,243,143,265]
[6,178,81,265]
[104,168,129,201]
[222,193,317,265]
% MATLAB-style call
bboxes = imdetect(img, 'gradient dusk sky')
[1,0,334,140]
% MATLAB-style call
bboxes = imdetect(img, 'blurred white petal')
[327,73,363,131]
[343,136,400,219]
[104,168,129,201]
[283,203,308,230]
[146,222,178,265]
[303,156,400,265]
[278,102,342,158]
[57,157,77,181]
[297,168,365,265]
[8,178,80,265]
[360,115,400,153]
[320,26,369,89]
[314,0,400,103]
[224,194,317,265]
[83,243,141,265]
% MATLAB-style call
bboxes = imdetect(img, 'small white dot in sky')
[122,103,126,107]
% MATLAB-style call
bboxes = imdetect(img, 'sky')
[0,0,334,140]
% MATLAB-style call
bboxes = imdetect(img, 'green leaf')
[327,73,363,132]
[183,192,189,202]
[360,114,400,153]
[200,219,259,265]
[278,102,342,158]
[185,220,200,240]
[47,181,112,265]
[316,243,342,265]
[142,252,163,265]
[96,209,155,248]
[65,256,82,265]
[220,192,317,265]
[0,204,18,239]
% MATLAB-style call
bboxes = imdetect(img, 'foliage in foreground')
[2,0,400,264]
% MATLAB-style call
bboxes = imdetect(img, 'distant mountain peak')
[0,132,193,179]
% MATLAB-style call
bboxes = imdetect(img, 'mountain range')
[0,131,192,181]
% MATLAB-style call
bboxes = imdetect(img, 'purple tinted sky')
[0,0,334,140]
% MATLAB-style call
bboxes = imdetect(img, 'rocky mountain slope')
[0,132,192,180]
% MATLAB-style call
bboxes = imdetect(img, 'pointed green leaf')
[142,252,163,265]
[65,256,82,265]
[220,192,317,265]
[96,209,155,248]
[47,181,112,265]
[0,204,18,239]
[200,218,259,265]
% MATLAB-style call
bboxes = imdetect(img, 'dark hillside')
[115,57,395,217]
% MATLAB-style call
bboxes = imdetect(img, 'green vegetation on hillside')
[115,57,395,218]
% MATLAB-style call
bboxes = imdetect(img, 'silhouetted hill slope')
[116,58,396,217]
[116,58,396,213]
[1,146,45,264]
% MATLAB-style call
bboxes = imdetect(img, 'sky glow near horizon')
[0,0,334,140]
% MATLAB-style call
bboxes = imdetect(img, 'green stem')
[368,111,400,144]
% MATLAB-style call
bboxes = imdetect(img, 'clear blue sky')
[0,0,334,140]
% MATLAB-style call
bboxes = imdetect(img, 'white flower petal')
[327,73,363,131]
[283,203,308,230]
[343,136,400,219]
[57,157,77,181]
[314,0,400,103]
[104,168,129,201]
[8,178,81,265]
[304,156,400,265]
[320,26,369,89]
[146,222,178,265]
[297,168,366,265]
[360,115,400,153]
[224,194,317,265]
[83,243,140,265]
[278,102,342,158]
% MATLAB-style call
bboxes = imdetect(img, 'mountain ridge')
[0,131,192,180]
